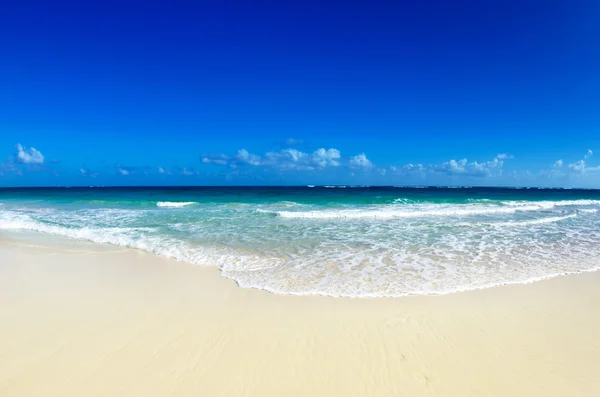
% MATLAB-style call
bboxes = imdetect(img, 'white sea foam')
[493,214,577,227]
[265,199,600,220]
[273,201,304,207]
[271,204,551,219]
[451,213,579,229]
[156,201,196,208]
[0,209,279,270]
[223,265,600,298]
[502,199,600,207]
[392,198,418,204]
[2,196,600,299]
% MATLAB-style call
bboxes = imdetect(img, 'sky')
[1,0,599,187]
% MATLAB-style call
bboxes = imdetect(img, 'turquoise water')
[1,186,600,297]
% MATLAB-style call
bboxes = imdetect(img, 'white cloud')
[235,149,262,166]
[80,168,98,178]
[553,159,563,168]
[202,156,228,165]
[263,149,312,170]
[401,164,426,172]
[436,157,504,177]
[392,154,511,178]
[16,144,44,164]
[568,160,586,173]
[349,153,373,168]
[181,167,195,175]
[439,158,468,174]
[312,148,341,167]
[282,148,305,162]
[119,168,130,175]
[157,166,175,175]
[565,150,597,174]
[202,147,346,170]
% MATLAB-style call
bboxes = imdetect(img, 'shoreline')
[5,229,600,299]
[2,232,600,396]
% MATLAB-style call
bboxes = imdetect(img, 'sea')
[1,186,599,298]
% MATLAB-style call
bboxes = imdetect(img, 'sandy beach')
[1,232,600,397]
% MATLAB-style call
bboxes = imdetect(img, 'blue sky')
[1,0,599,187]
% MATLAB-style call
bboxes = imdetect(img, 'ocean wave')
[2,192,600,299]
[493,214,577,227]
[223,265,600,298]
[391,198,419,204]
[0,210,279,270]
[451,213,578,229]
[268,204,555,219]
[263,199,600,220]
[5,210,599,298]
[501,199,600,208]
[156,201,197,208]
[273,201,304,207]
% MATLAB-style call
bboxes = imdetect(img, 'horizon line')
[1,185,599,191]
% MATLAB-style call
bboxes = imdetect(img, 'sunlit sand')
[1,233,600,396]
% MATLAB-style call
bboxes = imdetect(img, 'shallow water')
[1,186,599,297]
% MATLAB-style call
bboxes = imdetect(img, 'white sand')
[1,233,600,396]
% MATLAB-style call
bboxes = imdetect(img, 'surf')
[156,201,197,208]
